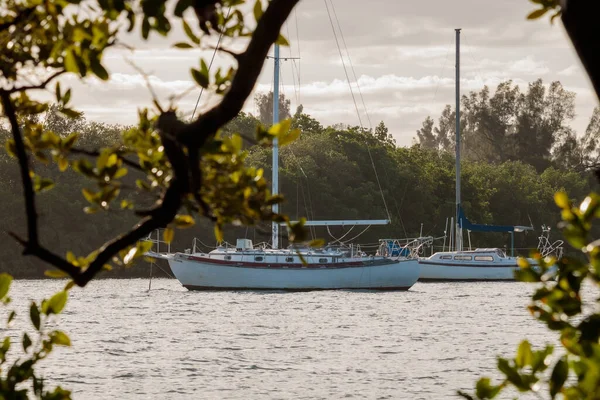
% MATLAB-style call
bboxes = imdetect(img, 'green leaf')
[516,340,532,368]
[82,189,96,203]
[7,310,16,325]
[44,269,69,278]
[114,168,128,179]
[22,333,32,352]
[549,356,568,398]
[63,49,79,73]
[163,228,174,244]
[51,331,71,346]
[214,225,223,243]
[90,58,109,80]
[191,68,209,88]
[44,291,68,315]
[278,128,301,146]
[55,81,62,102]
[174,42,194,49]
[0,273,13,301]
[554,191,570,209]
[63,88,72,105]
[30,302,41,331]
[253,0,263,22]
[309,239,325,248]
[475,377,501,399]
[182,19,200,45]
[174,215,195,228]
[174,0,193,17]
[275,34,289,46]
[527,8,549,20]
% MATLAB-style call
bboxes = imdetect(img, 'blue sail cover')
[457,205,515,233]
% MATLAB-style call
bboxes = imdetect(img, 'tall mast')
[272,43,280,249]
[455,28,461,252]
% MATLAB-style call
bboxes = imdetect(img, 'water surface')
[7,279,556,399]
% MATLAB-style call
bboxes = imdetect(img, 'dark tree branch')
[3,0,299,286]
[1,91,39,248]
[561,1,600,100]
[178,0,300,147]
[5,70,66,94]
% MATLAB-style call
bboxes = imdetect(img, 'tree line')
[416,78,600,172]
[0,85,597,278]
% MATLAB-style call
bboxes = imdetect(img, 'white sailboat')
[417,29,533,281]
[148,42,421,290]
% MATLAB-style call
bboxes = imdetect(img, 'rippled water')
[6,279,557,399]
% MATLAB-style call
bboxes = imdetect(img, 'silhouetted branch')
[5,70,66,94]
[3,0,299,286]
[561,1,600,99]
[1,91,39,248]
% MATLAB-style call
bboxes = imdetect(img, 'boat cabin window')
[474,255,494,262]
[454,255,472,261]
[440,255,452,260]
[224,255,232,261]
[319,258,328,263]
[254,256,264,262]
[286,257,294,262]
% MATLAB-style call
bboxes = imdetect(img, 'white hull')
[418,261,517,281]
[417,249,524,281]
[164,254,420,290]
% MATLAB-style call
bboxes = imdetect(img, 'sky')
[58,0,599,146]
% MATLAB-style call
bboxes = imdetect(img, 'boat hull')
[418,260,517,281]
[167,255,420,290]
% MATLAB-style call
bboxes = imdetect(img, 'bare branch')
[5,70,66,94]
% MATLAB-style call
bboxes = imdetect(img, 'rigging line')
[323,0,363,128]
[299,180,316,239]
[285,22,300,106]
[323,0,392,223]
[462,34,487,91]
[190,6,232,121]
[340,225,372,244]
[326,224,356,244]
[294,8,301,105]
[430,36,454,106]
[329,0,372,129]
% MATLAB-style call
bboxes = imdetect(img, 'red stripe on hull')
[183,255,394,269]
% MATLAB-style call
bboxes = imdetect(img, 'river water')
[6,279,557,399]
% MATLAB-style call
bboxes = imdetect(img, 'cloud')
[23,0,596,148]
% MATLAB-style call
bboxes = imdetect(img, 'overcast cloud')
[58,0,599,146]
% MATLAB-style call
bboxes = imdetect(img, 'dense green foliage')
[416,79,600,172]
[0,273,72,399]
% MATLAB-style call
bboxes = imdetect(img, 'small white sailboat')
[417,29,534,281]
[148,41,421,290]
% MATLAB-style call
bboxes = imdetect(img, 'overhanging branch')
[3,0,300,286]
